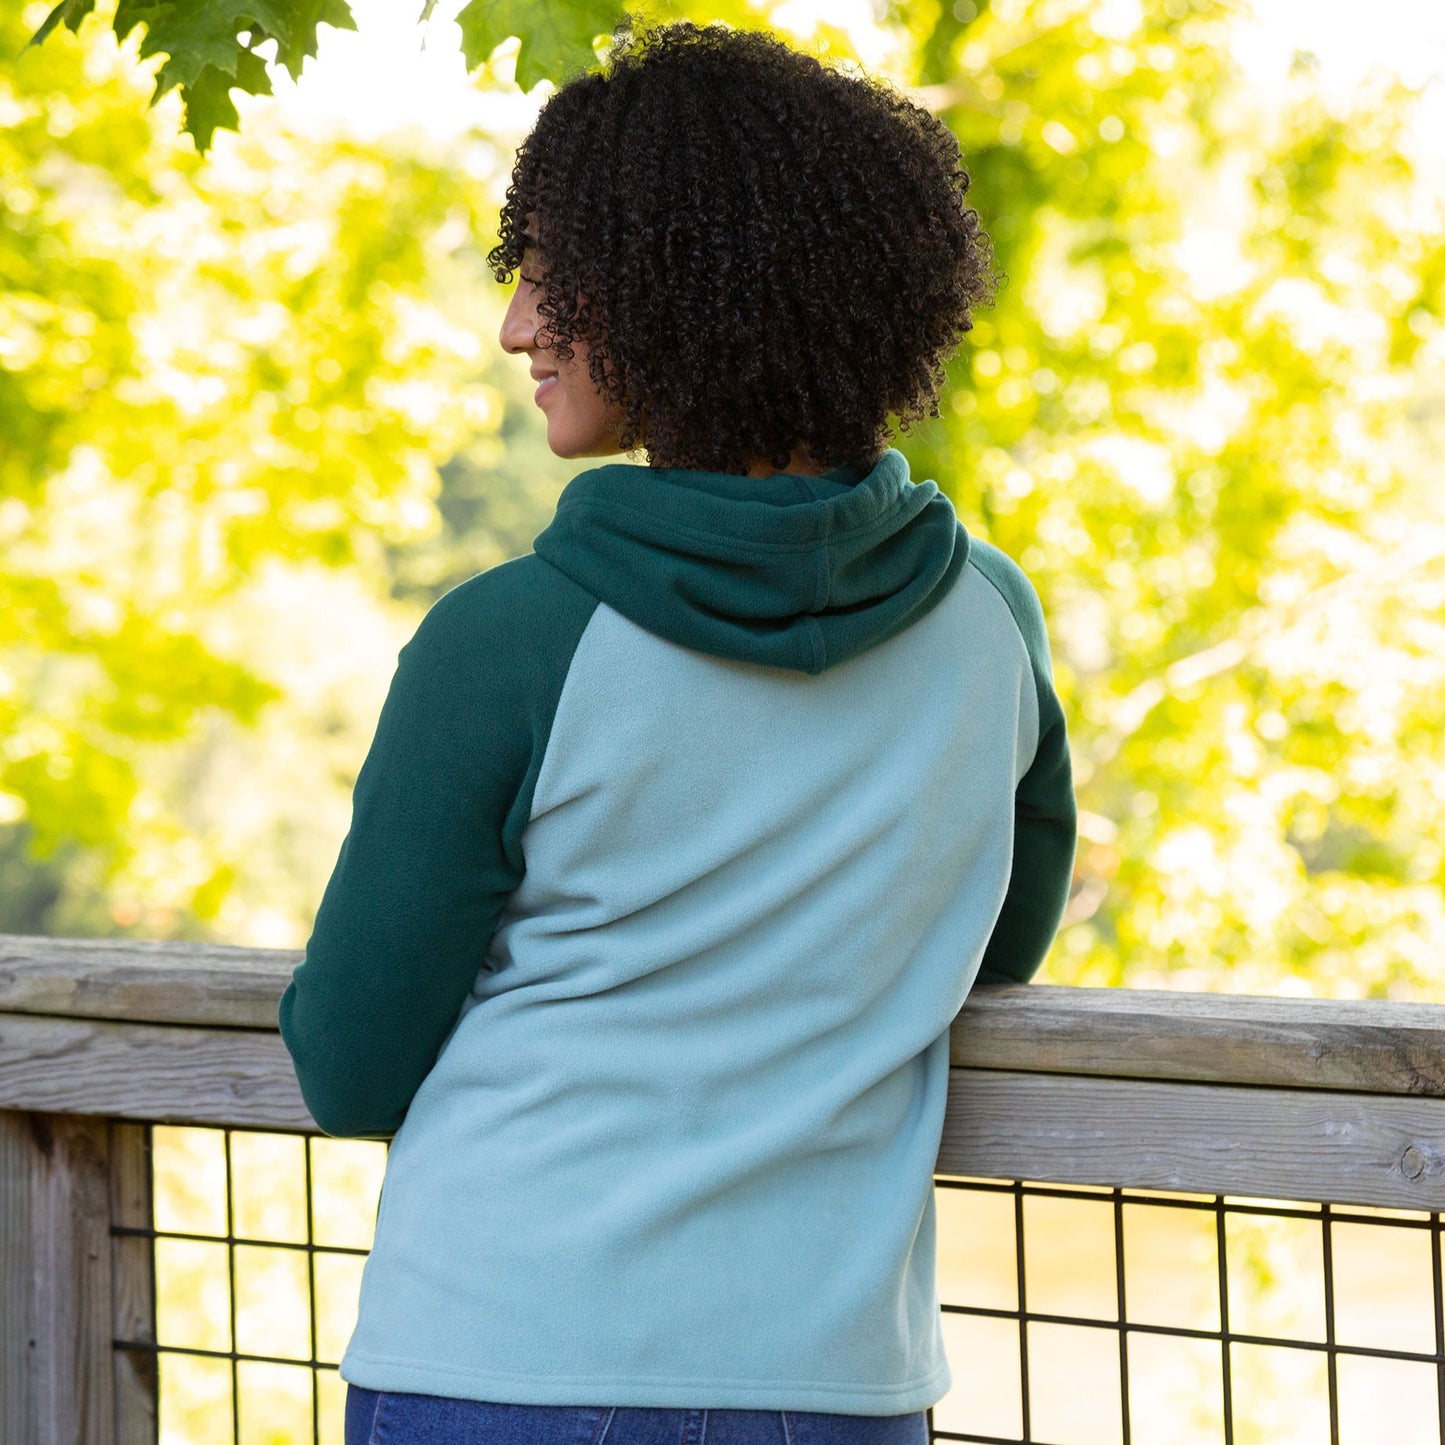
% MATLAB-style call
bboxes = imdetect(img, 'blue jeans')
[344,1386,929,1444]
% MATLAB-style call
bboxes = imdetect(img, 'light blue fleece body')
[340,563,1039,1412]
[282,447,1076,1413]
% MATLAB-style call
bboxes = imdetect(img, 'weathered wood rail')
[1,931,1443,1443]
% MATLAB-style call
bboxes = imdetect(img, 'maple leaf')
[270,0,358,82]
[181,46,271,152]
[22,0,96,51]
[20,0,620,153]
[129,0,295,96]
[455,0,618,91]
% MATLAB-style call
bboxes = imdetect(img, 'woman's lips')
[535,375,559,404]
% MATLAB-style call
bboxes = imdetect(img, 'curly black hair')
[487,17,1004,475]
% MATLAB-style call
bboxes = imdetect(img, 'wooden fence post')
[0,1109,35,1443]
[110,1121,156,1445]
[0,1110,123,1445]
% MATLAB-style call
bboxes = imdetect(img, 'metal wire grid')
[927,1176,1445,1445]
[112,1124,380,1445]
[110,1126,1445,1445]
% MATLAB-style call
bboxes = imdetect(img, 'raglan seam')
[523,595,608,821]
[967,553,1057,764]
[966,556,1044,775]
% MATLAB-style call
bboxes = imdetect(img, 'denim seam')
[781,1413,795,1445]
[366,1390,383,1445]
[592,1406,617,1445]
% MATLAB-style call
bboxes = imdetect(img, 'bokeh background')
[4,1,1444,1441]
[5,0,1443,1003]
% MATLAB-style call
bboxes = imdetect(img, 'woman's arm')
[976,686,1076,985]
[278,558,598,1137]
[967,540,1078,986]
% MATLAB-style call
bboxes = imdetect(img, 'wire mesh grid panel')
[118,1128,1445,1445]
[116,1124,388,1445]
[929,1175,1445,1445]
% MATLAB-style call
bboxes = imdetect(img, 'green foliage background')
[5,0,1444,999]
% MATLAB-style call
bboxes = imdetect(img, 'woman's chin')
[547,426,624,461]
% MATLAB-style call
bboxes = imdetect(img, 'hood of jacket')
[531,447,968,675]
[534,445,971,670]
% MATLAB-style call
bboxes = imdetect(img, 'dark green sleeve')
[278,556,597,1138]
[967,540,1078,986]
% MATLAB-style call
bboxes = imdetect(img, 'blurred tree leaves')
[5,0,1444,998]
[2,0,553,934]
[895,0,1445,998]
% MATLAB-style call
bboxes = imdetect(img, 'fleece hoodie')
[279,446,1076,1415]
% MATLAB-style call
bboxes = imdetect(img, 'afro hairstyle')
[488,17,1004,475]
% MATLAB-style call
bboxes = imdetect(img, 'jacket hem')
[339,1348,952,1416]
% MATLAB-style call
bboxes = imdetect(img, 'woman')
[280,17,1076,1445]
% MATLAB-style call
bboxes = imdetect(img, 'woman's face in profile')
[499,235,625,461]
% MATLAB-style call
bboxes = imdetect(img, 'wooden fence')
[1,932,1442,1444]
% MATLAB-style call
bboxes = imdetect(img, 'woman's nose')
[499,285,538,356]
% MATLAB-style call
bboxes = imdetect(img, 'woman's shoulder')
[407,553,601,666]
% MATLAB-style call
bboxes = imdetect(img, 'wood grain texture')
[2,933,1442,1097]
[0,933,299,1030]
[40,1114,116,1445]
[0,1112,118,1445]
[953,983,1445,1097]
[1,1111,35,1445]
[941,1068,1445,1211]
[109,1122,156,1445]
[0,1015,314,1131]
[3,1014,1442,1209]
